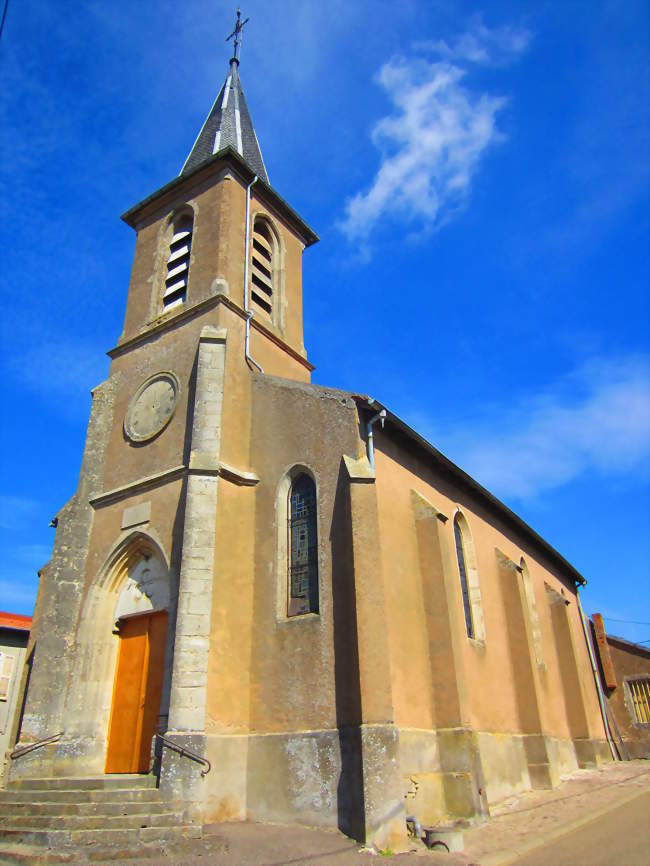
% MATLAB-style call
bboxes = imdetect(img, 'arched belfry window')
[453,512,486,641]
[288,473,319,616]
[250,217,276,320]
[163,213,193,312]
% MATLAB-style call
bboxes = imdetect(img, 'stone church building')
[9,40,612,848]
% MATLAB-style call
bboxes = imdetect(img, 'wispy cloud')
[0,577,39,614]
[7,340,108,400]
[424,355,650,501]
[0,497,39,532]
[418,17,531,66]
[338,20,530,250]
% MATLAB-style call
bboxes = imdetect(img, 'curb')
[475,784,650,866]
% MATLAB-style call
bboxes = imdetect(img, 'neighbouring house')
[0,612,32,780]
[8,31,611,850]
[590,614,650,760]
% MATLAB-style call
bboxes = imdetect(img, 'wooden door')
[105,609,168,773]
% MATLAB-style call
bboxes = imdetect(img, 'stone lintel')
[121,501,151,529]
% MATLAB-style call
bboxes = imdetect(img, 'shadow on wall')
[330,459,365,841]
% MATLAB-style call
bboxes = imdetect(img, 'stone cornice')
[90,459,260,508]
[107,293,314,372]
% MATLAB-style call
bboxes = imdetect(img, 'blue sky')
[1,1,648,644]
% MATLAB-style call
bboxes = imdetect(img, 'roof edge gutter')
[353,395,586,588]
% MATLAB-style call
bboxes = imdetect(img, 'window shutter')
[251,220,274,316]
[163,218,193,311]
[0,651,15,701]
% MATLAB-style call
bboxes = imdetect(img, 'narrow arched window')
[163,213,193,311]
[250,217,275,319]
[288,474,319,616]
[454,516,474,638]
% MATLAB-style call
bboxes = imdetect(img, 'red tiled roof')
[0,611,32,631]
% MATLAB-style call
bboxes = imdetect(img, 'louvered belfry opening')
[163,214,193,311]
[250,218,274,318]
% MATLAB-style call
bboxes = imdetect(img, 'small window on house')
[288,474,319,616]
[626,677,650,724]
[250,218,275,319]
[163,214,193,312]
[0,651,15,701]
[454,517,474,639]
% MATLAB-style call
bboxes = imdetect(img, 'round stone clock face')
[124,372,180,443]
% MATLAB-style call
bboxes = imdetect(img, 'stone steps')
[0,775,200,864]
[0,800,166,817]
[6,775,156,791]
[0,811,182,831]
[0,788,160,804]
[0,825,199,847]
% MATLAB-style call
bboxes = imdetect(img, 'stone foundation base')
[7,726,612,844]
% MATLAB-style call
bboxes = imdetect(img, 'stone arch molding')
[63,532,176,771]
[275,464,319,620]
[97,531,172,623]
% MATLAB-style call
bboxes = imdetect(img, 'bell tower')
[117,34,318,381]
[12,10,318,793]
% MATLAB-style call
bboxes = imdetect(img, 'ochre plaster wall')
[371,427,608,810]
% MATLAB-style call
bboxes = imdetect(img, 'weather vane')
[226,7,249,61]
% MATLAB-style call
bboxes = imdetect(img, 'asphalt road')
[509,788,650,866]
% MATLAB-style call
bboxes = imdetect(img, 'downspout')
[244,175,263,373]
[576,591,618,761]
[366,406,387,472]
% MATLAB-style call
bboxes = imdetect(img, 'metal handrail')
[10,732,63,760]
[156,733,211,776]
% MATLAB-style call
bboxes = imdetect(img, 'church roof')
[351,396,588,588]
[180,58,268,183]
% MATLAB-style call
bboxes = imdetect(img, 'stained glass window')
[454,517,474,639]
[288,474,319,615]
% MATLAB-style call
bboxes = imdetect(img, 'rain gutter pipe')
[576,591,618,760]
[244,175,263,373]
[366,404,387,472]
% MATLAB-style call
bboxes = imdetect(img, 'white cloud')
[339,21,529,248]
[426,356,650,501]
[419,17,531,66]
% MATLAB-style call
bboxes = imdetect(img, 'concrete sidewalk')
[461,758,650,866]
[10,759,647,865]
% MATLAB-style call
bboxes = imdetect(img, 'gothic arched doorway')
[70,532,175,775]
[101,535,173,773]
[105,608,168,773]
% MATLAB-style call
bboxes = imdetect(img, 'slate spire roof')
[180,57,269,183]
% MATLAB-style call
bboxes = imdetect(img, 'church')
[8,17,612,850]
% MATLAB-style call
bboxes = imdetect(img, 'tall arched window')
[250,217,276,320]
[453,511,486,641]
[454,516,474,638]
[288,473,319,616]
[163,213,193,312]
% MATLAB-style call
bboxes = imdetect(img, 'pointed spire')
[180,10,268,183]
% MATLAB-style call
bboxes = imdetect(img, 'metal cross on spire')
[226,7,249,61]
